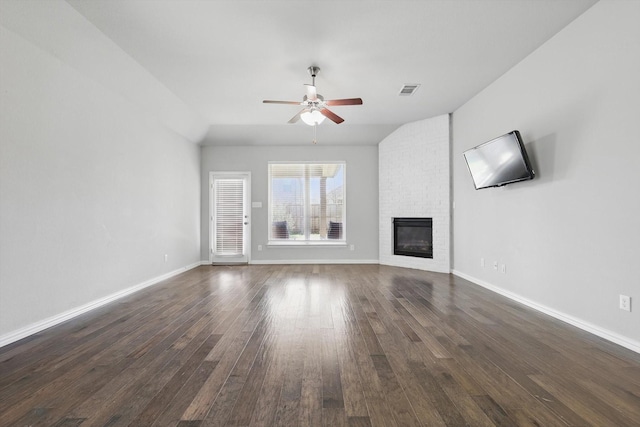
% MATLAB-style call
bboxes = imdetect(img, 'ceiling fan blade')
[320,108,344,124]
[325,98,363,106]
[288,109,309,124]
[263,100,301,105]
[305,84,317,101]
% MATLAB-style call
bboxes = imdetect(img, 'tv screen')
[463,130,535,190]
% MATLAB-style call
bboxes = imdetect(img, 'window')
[269,162,346,244]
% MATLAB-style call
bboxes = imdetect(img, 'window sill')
[267,241,347,248]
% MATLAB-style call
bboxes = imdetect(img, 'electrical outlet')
[493,261,498,271]
[620,295,631,312]
[501,264,506,274]
[480,258,485,268]
[164,254,168,262]
[350,244,355,251]
[257,245,262,251]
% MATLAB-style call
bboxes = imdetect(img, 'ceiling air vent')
[399,84,420,96]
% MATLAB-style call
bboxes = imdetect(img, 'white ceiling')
[66,0,598,146]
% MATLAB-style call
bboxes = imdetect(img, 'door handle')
[244,222,249,225]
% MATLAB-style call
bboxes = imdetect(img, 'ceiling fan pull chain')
[312,123,317,144]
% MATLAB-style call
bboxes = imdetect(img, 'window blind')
[214,178,244,255]
[269,162,345,242]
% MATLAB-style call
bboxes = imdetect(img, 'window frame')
[267,161,347,246]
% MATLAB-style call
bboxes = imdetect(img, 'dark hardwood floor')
[1,264,639,426]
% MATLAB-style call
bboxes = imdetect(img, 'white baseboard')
[452,269,640,355]
[250,259,379,265]
[0,261,203,348]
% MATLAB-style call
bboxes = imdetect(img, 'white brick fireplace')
[379,114,450,273]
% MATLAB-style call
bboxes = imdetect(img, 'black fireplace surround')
[393,217,433,259]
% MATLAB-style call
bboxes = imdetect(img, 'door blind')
[214,178,244,255]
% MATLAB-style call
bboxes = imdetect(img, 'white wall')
[201,145,379,263]
[0,0,208,143]
[379,115,450,273]
[0,2,205,343]
[452,0,640,350]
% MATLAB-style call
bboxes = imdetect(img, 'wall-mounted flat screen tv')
[463,130,535,190]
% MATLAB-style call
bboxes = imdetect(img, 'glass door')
[210,172,250,264]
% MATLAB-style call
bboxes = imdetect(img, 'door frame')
[209,171,251,264]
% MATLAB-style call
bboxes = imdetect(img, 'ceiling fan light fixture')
[300,109,326,126]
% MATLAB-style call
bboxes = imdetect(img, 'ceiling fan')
[263,66,363,126]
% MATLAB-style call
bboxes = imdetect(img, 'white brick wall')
[379,114,450,272]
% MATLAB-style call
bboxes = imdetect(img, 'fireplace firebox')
[393,218,433,259]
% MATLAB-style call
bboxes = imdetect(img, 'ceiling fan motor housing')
[308,66,320,78]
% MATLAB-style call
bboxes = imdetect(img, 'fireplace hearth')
[393,218,433,259]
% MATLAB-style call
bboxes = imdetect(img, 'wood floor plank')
[405,355,465,426]
[190,319,269,424]
[332,310,369,418]
[272,326,305,426]
[298,329,323,427]
[472,394,519,427]
[66,297,220,424]
[341,317,397,426]
[224,332,276,426]
[125,332,223,426]
[324,407,348,427]
[1,264,639,426]
[247,336,287,426]
[370,355,422,427]
[427,358,496,427]
[247,285,300,426]
[180,286,270,421]
[360,289,447,426]
[321,328,345,409]
[530,373,637,426]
